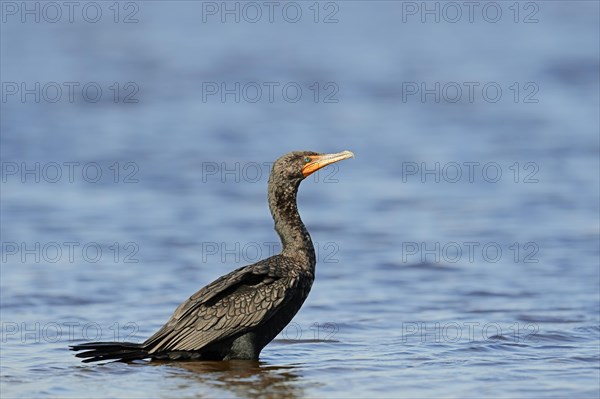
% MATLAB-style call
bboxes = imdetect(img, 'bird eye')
[304,157,311,163]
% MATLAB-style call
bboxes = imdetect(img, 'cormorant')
[71,150,354,362]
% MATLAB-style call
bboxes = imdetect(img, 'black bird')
[71,150,354,363]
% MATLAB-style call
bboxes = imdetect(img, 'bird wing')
[144,257,298,353]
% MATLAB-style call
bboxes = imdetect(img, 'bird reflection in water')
[154,360,306,399]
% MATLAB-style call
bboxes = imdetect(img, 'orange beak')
[301,150,354,178]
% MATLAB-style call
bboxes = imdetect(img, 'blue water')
[1,1,599,398]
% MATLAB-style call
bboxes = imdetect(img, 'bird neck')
[268,178,316,268]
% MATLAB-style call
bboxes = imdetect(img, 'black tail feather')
[70,342,149,363]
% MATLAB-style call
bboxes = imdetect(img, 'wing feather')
[145,257,298,354]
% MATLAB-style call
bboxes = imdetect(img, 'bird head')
[271,150,354,183]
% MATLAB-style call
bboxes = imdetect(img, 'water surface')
[1,2,599,398]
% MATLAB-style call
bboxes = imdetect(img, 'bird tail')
[70,341,149,363]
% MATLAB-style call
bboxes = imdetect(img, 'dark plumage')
[71,150,353,363]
